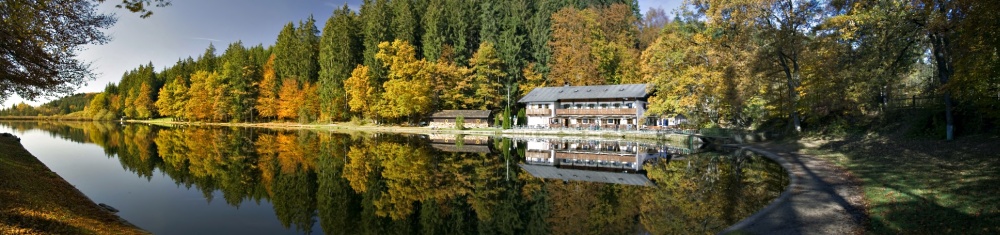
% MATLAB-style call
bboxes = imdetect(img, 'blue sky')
[4,0,683,108]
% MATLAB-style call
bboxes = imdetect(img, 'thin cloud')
[189,37,221,42]
[325,1,359,11]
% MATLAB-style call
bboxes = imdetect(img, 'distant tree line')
[0,93,96,116]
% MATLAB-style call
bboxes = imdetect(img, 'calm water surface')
[1,121,788,234]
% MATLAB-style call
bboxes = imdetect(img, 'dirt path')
[722,142,868,235]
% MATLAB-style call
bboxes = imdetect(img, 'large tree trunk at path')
[778,53,802,133]
[930,32,954,141]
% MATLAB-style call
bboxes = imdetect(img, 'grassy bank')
[784,133,999,234]
[129,118,503,135]
[0,134,148,235]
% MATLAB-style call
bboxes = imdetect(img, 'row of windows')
[551,119,635,124]
[531,103,637,109]
[559,158,634,167]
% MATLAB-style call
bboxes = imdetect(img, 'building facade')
[519,84,666,129]
[429,110,492,128]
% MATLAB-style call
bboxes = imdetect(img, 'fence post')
[912,95,916,110]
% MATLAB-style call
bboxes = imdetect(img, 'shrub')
[455,115,465,130]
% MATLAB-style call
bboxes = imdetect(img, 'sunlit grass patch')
[800,135,1000,234]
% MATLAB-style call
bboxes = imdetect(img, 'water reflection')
[1,121,788,235]
[519,139,683,186]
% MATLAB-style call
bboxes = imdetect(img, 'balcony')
[526,108,551,116]
[555,108,636,116]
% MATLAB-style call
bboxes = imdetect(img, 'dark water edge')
[1,120,788,235]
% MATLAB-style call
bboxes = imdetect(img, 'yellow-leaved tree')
[467,42,505,111]
[373,40,434,123]
[133,82,155,119]
[256,54,280,120]
[184,70,221,121]
[277,79,301,121]
[344,65,376,119]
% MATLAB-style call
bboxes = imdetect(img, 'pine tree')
[295,15,320,84]
[391,0,419,48]
[274,22,299,81]
[361,0,394,87]
[220,41,254,122]
[421,0,446,61]
[319,5,362,122]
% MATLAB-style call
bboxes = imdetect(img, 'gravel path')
[721,143,868,235]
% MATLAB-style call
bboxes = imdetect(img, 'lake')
[0,121,788,234]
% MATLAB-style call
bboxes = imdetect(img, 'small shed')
[429,110,492,128]
[668,114,688,126]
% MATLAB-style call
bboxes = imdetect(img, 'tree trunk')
[778,53,802,133]
[930,32,954,140]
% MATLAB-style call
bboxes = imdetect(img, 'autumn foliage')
[79,0,1000,135]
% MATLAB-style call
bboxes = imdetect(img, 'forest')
[78,0,998,137]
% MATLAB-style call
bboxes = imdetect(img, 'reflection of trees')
[640,152,789,235]
[316,133,360,235]
[258,130,319,233]
[342,135,550,234]
[543,181,643,235]
[346,135,472,219]
[0,121,790,234]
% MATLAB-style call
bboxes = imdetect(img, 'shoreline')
[0,133,149,235]
[122,119,702,144]
[1,116,708,144]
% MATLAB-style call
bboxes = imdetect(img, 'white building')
[519,84,666,129]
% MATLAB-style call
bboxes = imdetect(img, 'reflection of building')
[519,84,671,129]
[429,110,492,128]
[518,139,680,186]
[427,134,491,153]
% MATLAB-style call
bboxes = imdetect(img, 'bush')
[502,108,511,129]
[455,116,465,130]
[350,116,368,126]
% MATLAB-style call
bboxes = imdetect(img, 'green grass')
[793,134,1000,234]
[146,117,174,122]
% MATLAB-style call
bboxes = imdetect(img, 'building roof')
[518,164,654,186]
[518,84,649,103]
[431,110,491,119]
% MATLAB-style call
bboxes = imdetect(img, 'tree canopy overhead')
[0,0,169,103]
